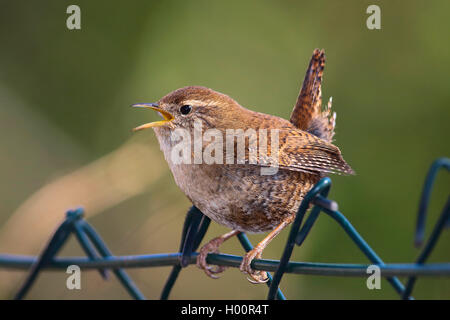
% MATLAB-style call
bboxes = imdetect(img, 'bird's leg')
[240,215,294,284]
[197,229,240,279]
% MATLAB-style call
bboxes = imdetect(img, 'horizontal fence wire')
[0,157,448,300]
[2,253,450,276]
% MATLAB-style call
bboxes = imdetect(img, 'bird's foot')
[240,247,268,284]
[196,237,227,279]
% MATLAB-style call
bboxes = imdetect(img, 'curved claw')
[240,247,269,284]
[246,272,269,284]
[196,238,227,279]
[202,264,227,279]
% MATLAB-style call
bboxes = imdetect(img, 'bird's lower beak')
[132,103,174,131]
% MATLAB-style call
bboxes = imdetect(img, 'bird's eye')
[180,105,192,115]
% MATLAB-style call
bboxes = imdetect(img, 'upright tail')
[289,49,336,143]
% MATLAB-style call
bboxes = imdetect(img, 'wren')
[133,49,353,283]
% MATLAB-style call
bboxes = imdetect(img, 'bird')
[132,49,353,283]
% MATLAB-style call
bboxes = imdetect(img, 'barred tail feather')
[290,49,336,143]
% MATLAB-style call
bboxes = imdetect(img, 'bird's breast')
[153,127,319,233]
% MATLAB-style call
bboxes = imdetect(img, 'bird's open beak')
[132,103,174,131]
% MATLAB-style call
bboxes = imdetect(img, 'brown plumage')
[133,49,353,283]
[290,49,336,143]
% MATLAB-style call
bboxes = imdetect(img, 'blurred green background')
[0,0,449,299]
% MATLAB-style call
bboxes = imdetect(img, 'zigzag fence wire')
[0,157,448,300]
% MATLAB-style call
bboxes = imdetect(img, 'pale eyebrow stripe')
[182,99,210,106]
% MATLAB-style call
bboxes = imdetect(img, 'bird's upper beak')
[132,103,174,131]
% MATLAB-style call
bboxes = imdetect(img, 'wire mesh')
[0,157,448,300]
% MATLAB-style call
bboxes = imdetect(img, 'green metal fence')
[0,157,448,300]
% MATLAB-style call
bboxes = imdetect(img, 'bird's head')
[132,86,243,135]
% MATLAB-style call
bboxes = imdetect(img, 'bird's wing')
[246,128,354,175]
[289,49,336,143]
